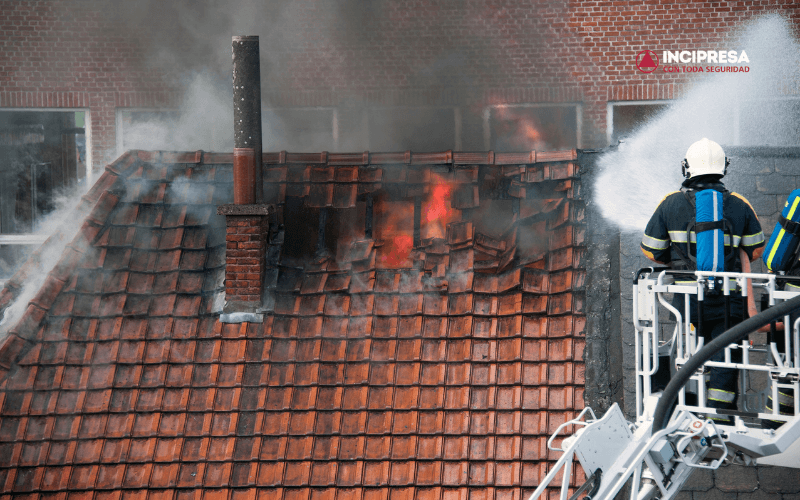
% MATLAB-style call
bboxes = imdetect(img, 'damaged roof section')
[0,148,586,498]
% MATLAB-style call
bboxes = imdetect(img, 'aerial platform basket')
[528,268,800,500]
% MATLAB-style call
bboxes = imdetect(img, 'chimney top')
[231,35,263,205]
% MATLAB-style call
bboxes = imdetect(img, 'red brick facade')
[3,1,800,168]
[0,0,179,168]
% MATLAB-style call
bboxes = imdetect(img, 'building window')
[0,109,89,283]
[737,98,800,146]
[118,107,338,154]
[486,104,581,151]
[607,101,671,145]
[608,98,800,147]
[266,107,337,152]
[116,108,180,157]
[366,107,459,152]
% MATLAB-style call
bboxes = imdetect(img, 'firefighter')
[760,189,800,428]
[640,138,766,421]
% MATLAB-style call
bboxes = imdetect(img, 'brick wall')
[3,1,800,168]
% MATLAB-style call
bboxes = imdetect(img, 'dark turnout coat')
[641,180,765,269]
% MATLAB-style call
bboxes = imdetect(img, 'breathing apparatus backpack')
[672,188,734,275]
[763,189,800,274]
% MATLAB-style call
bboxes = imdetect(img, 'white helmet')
[681,138,729,179]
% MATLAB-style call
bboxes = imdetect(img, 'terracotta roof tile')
[299,295,325,317]
[348,295,374,317]
[297,317,323,339]
[522,295,548,315]
[256,462,284,487]
[149,463,179,489]
[333,184,358,209]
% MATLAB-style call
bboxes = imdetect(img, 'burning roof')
[0,147,586,498]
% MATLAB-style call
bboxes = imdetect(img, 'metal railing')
[634,268,800,426]
[527,269,800,500]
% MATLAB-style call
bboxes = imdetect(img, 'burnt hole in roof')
[281,196,322,262]
[276,267,303,293]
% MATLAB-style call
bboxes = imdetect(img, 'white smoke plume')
[595,14,800,231]
[0,187,93,331]
[120,73,234,152]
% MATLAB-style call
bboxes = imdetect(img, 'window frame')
[0,107,92,285]
[264,106,338,151]
[361,106,462,151]
[608,97,800,147]
[115,107,180,158]
[483,103,583,151]
[607,100,672,146]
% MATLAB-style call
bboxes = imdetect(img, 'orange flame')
[494,106,547,150]
[383,233,414,267]
[376,174,460,268]
[521,120,543,143]
[422,175,459,240]
[376,200,415,268]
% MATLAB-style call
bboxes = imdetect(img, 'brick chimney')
[217,35,270,322]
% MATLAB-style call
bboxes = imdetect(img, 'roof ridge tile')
[9,303,48,340]
[83,170,123,204]
[105,151,139,176]
[29,275,67,311]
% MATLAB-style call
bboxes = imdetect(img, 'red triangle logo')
[639,52,657,68]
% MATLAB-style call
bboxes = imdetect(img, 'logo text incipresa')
[662,50,750,64]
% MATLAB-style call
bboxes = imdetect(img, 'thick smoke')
[595,14,800,231]
[86,0,580,155]
[97,0,347,154]
[119,72,336,154]
[121,73,234,152]
[97,0,370,153]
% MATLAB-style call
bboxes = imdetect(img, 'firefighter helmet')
[681,138,730,179]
